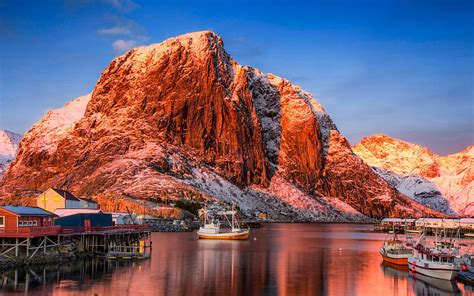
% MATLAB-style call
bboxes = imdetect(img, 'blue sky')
[0,0,473,154]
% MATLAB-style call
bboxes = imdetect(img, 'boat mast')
[232,202,235,229]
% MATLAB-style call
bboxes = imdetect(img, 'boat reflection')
[408,271,461,295]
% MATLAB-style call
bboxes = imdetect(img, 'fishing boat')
[379,231,413,265]
[197,204,250,240]
[408,233,460,280]
[457,245,474,283]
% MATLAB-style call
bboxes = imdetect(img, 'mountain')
[0,31,442,220]
[353,134,473,216]
[0,130,22,179]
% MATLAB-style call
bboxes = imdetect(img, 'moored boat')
[379,231,413,265]
[408,234,460,280]
[197,203,250,240]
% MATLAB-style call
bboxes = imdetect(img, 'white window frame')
[32,221,37,226]
[0,216,4,227]
[18,221,24,227]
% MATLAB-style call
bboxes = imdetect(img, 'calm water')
[1,224,473,296]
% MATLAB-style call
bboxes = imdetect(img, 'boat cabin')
[0,206,57,230]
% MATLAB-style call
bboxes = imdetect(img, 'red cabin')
[0,206,57,231]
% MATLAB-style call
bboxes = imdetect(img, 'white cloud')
[112,39,137,53]
[97,26,132,35]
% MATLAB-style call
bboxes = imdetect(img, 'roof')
[50,188,81,201]
[53,208,103,217]
[79,197,97,204]
[1,206,56,216]
[382,218,404,222]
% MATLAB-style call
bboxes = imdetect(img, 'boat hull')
[408,257,457,280]
[379,248,410,266]
[197,230,249,240]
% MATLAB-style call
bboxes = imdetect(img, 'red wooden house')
[0,206,57,231]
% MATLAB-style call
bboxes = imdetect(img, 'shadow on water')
[0,258,145,295]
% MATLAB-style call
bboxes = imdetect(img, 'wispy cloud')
[97,26,132,35]
[103,0,139,12]
[112,39,138,52]
[97,14,148,54]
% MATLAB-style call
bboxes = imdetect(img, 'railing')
[0,224,151,238]
[0,226,61,238]
[59,224,151,235]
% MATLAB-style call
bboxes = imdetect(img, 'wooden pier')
[0,225,152,260]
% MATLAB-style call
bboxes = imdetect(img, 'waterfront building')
[37,188,98,212]
[54,213,113,228]
[0,206,57,231]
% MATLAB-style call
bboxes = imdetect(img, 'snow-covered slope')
[354,134,473,216]
[1,31,442,220]
[20,93,91,154]
[0,130,22,178]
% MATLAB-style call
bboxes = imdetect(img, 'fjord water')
[1,224,472,295]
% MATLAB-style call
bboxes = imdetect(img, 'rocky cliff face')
[353,134,473,216]
[0,31,442,220]
[0,130,22,179]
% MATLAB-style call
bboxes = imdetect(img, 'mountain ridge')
[0,31,442,220]
[353,134,473,216]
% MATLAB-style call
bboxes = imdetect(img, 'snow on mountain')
[1,31,442,220]
[0,130,22,178]
[20,93,91,154]
[353,134,473,216]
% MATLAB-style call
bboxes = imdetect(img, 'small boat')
[408,234,460,280]
[380,231,413,265]
[197,203,250,240]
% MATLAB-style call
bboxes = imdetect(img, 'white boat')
[408,234,460,280]
[197,204,250,240]
[379,231,413,265]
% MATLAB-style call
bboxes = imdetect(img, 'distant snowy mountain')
[0,130,22,178]
[353,134,473,216]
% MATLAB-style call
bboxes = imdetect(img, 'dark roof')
[79,197,98,204]
[1,206,57,216]
[51,188,80,201]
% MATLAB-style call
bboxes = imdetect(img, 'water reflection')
[0,224,473,295]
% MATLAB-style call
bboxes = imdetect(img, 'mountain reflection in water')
[1,224,473,295]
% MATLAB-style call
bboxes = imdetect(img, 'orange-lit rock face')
[354,134,473,215]
[0,31,442,219]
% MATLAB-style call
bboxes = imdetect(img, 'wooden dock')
[0,225,152,260]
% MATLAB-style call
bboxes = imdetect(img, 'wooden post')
[15,238,18,257]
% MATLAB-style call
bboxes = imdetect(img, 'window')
[18,221,24,226]
[0,216,4,227]
[32,221,37,226]
[28,221,34,226]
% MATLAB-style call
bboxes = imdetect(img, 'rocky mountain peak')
[354,135,473,216]
[0,129,22,179]
[0,32,443,220]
